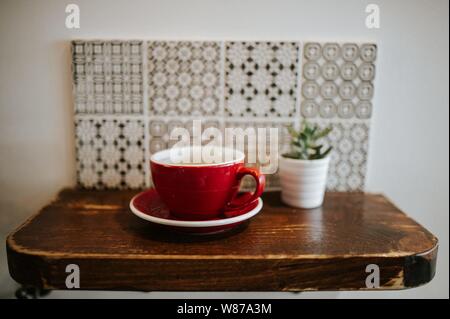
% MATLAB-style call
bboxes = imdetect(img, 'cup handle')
[225,166,266,212]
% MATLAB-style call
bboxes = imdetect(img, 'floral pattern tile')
[301,42,376,120]
[72,41,143,114]
[148,41,222,116]
[309,120,370,191]
[75,117,145,189]
[225,42,300,118]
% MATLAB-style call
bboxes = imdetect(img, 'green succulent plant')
[283,120,333,160]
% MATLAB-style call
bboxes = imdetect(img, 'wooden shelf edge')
[6,236,438,292]
[403,243,438,289]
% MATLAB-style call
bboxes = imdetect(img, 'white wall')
[0,0,448,299]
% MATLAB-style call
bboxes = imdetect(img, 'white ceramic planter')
[279,156,330,209]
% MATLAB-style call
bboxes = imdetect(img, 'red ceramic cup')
[150,146,265,220]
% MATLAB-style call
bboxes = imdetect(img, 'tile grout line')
[295,41,303,131]
[142,40,151,188]
[223,117,298,123]
[219,41,226,133]
[145,115,228,122]
[305,117,372,125]
[363,42,378,192]
[73,114,145,120]
[70,42,82,188]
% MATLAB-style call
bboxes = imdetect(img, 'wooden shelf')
[6,189,438,291]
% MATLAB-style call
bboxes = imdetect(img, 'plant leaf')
[315,126,333,139]
[321,146,333,158]
[287,125,299,139]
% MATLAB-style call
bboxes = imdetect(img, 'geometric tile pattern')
[148,41,222,116]
[300,42,376,191]
[75,118,145,189]
[225,42,300,118]
[72,40,143,114]
[146,41,224,188]
[301,42,376,120]
[309,120,370,191]
[71,40,377,191]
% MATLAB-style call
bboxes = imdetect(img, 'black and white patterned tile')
[72,41,143,114]
[225,42,300,118]
[308,120,370,191]
[301,42,376,120]
[147,41,222,117]
[75,117,145,189]
[298,42,376,191]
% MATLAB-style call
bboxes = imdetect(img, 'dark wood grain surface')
[6,189,438,291]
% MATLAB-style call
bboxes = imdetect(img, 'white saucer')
[129,189,263,234]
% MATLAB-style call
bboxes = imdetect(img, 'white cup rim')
[150,146,245,167]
